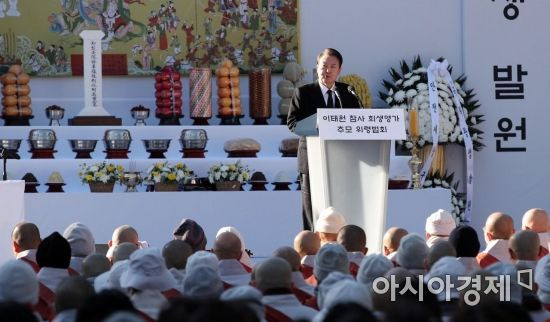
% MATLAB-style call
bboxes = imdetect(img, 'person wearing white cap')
[94,259,130,293]
[315,271,354,310]
[356,254,393,293]
[485,262,522,304]
[382,227,408,267]
[535,254,550,311]
[396,233,429,276]
[63,222,96,275]
[477,212,515,268]
[273,246,314,304]
[120,247,178,320]
[313,279,371,322]
[522,208,550,258]
[0,260,39,307]
[425,256,467,320]
[214,232,251,288]
[186,250,219,273]
[425,209,456,247]
[314,206,346,246]
[337,225,368,277]
[253,257,317,321]
[221,285,265,321]
[309,243,349,287]
[294,231,320,280]
[183,265,224,299]
[217,226,254,271]
[11,222,41,273]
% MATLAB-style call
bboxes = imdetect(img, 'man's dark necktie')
[327,89,334,108]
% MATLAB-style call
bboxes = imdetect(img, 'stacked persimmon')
[154,66,182,119]
[1,64,32,118]
[216,59,242,117]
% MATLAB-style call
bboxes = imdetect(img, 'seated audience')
[76,289,137,322]
[162,239,192,292]
[217,226,254,271]
[477,212,515,268]
[448,224,481,273]
[252,257,317,321]
[314,207,346,246]
[35,232,72,321]
[315,279,372,322]
[82,253,111,284]
[425,256,467,320]
[293,230,320,279]
[112,242,139,263]
[12,222,41,272]
[53,276,95,322]
[214,232,251,288]
[273,246,314,303]
[172,219,207,252]
[382,227,408,266]
[0,260,39,308]
[396,233,429,276]
[310,243,349,287]
[356,254,393,292]
[316,271,354,311]
[522,208,549,258]
[106,225,140,261]
[337,224,368,277]
[425,240,456,271]
[509,230,540,271]
[220,285,265,321]
[535,254,550,311]
[183,265,224,299]
[425,209,456,247]
[119,248,178,320]
[63,222,96,275]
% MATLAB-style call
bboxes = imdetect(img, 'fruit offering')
[154,66,183,120]
[1,64,33,118]
[216,59,242,117]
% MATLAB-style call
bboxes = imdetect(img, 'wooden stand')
[158,115,183,125]
[226,150,257,158]
[46,183,65,193]
[181,149,206,158]
[3,115,33,126]
[192,117,211,125]
[272,182,292,191]
[217,114,244,125]
[68,116,122,126]
[279,149,297,157]
[29,149,56,159]
[24,183,39,193]
[147,150,168,159]
[252,118,269,125]
[250,182,268,191]
[73,150,94,159]
[104,149,130,159]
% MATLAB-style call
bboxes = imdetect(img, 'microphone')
[347,85,364,108]
[333,89,343,109]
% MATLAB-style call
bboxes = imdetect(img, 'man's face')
[317,54,341,88]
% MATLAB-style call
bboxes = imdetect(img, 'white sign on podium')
[77,30,111,117]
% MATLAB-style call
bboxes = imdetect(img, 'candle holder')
[408,137,423,189]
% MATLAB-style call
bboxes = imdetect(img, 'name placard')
[317,108,406,140]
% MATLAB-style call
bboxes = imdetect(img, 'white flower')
[386,96,393,104]
[405,141,413,149]
[470,116,477,125]
[393,90,406,103]
[434,178,441,185]
[404,73,412,79]
[441,181,450,188]
[458,134,463,142]
[90,166,99,172]
[388,88,394,96]
[410,75,421,82]
[413,67,427,73]
[416,83,428,91]
[395,79,403,86]
[424,180,432,187]
[472,133,478,141]
[406,89,417,98]
[403,79,414,87]
[221,165,228,172]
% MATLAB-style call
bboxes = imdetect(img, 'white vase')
[6,0,19,17]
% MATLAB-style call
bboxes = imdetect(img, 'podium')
[297,108,405,253]
[0,180,25,264]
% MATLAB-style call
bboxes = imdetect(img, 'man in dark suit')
[287,48,361,230]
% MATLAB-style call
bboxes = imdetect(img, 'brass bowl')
[104,129,131,150]
[180,129,208,149]
[46,108,64,120]
[29,129,56,141]
[0,139,22,150]
[29,139,56,149]
[69,139,97,151]
[143,139,171,151]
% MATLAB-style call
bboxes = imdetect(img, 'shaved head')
[293,231,320,257]
[426,240,456,270]
[509,230,540,261]
[112,242,138,263]
[383,227,408,256]
[337,225,367,254]
[522,208,549,233]
[273,246,301,272]
[252,257,292,292]
[484,212,515,242]
[213,232,242,260]
[163,240,193,270]
[12,223,41,253]
[110,225,139,246]
[82,253,111,278]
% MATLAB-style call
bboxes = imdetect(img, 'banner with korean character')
[463,0,550,229]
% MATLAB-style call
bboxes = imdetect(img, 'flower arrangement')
[338,74,373,107]
[207,160,250,183]
[144,161,194,184]
[379,56,485,151]
[423,171,465,223]
[78,161,124,184]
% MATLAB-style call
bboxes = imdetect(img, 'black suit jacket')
[287,81,361,173]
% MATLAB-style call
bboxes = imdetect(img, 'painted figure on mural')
[239,0,249,27]
[249,8,260,37]
[45,44,57,65]
[182,22,194,51]
[267,6,277,34]
[35,40,45,55]
[204,0,216,13]
[55,46,67,72]
[203,16,212,40]
[169,35,181,55]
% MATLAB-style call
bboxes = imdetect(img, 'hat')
[316,271,353,309]
[425,209,456,236]
[0,260,38,305]
[425,257,467,301]
[273,170,295,184]
[173,219,207,252]
[314,207,346,234]
[396,233,428,270]
[486,262,522,304]
[448,224,480,257]
[186,250,219,273]
[183,265,223,299]
[63,223,96,257]
[36,232,71,269]
[249,172,267,183]
[314,243,349,283]
[216,226,252,268]
[535,254,550,303]
[120,248,177,291]
[356,254,393,286]
[324,280,371,310]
